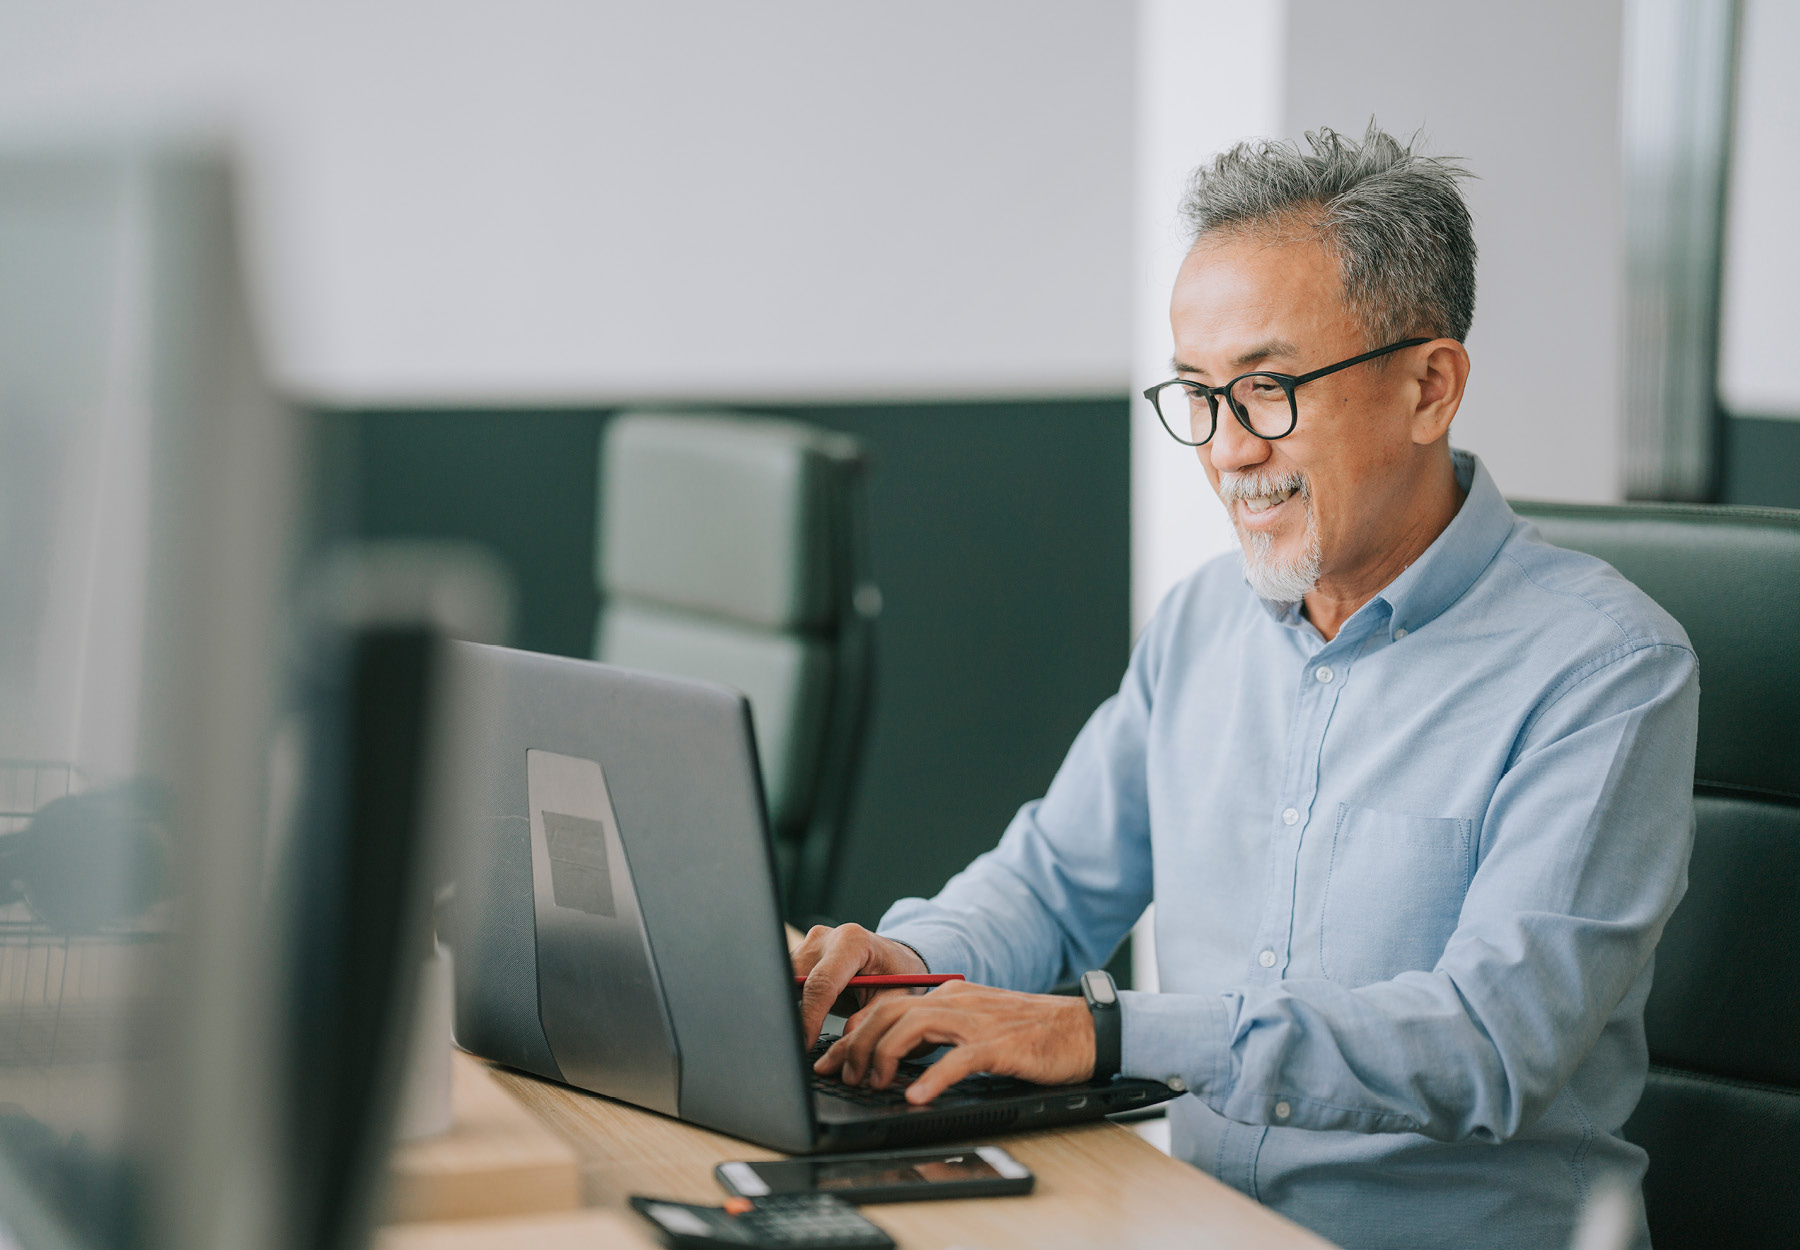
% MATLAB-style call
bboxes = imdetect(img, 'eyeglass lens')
[1155,376,1296,446]
[1227,375,1297,438]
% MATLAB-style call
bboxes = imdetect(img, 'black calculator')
[629,1193,896,1250]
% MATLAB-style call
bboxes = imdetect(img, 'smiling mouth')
[1238,485,1299,515]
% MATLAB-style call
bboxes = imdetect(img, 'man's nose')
[1207,404,1271,475]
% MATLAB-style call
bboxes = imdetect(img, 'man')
[794,124,1697,1250]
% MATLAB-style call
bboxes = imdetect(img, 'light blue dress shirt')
[880,451,1698,1250]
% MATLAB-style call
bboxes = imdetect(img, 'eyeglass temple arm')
[1289,337,1431,386]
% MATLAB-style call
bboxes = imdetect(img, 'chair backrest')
[595,411,875,920]
[1512,499,1800,1250]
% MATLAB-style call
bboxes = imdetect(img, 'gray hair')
[1180,121,1477,347]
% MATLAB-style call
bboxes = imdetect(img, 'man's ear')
[1411,340,1470,445]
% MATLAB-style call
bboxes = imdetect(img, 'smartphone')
[715,1145,1034,1204]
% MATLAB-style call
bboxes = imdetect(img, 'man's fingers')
[799,963,852,1046]
[819,1005,984,1104]
[793,926,936,1044]
[833,996,916,1084]
[841,985,918,1034]
[797,925,875,1045]
[789,925,834,977]
[816,983,1085,1101]
[813,1033,849,1076]
[865,1008,961,1088]
[905,1043,987,1105]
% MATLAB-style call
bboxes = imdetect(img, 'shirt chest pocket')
[1318,803,1476,987]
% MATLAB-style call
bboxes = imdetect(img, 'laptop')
[441,641,1175,1153]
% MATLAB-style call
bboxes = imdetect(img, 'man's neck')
[1301,460,1467,642]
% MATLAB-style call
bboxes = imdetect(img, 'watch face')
[1083,971,1117,1006]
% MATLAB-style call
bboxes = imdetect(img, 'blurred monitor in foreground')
[0,133,480,1250]
[0,133,299,1250]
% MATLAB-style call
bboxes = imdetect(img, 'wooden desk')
[386,1053,582,1222]
[380,1061,1336,1250]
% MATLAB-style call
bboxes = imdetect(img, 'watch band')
[1080,969,1121,1081]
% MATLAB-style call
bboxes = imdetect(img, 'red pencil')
[792,973,965,988]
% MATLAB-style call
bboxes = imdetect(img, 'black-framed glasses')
[1143,338,1430,447]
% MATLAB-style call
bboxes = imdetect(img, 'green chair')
[595,411,877,923]
[1512,499,1800,1250]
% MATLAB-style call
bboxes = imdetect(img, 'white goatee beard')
[1242,524,1322,602]
[1218,470,1322,603]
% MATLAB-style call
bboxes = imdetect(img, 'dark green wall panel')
[318,408,604,658]
[770,400,1130,929]
[314,399,1130,934]
[1722,415,1800,510]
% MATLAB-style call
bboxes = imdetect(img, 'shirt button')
[1258,949,1276,968]
[1314,665,1334,683]
[1166,1076,1188,1093]
[1282,807,1299,825]
[1274,1100,1291,1120]
[1393,627,1408,640]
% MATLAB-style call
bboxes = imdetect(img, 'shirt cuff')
[1119,988,1233,1097]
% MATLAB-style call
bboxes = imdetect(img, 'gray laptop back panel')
[444,651,563,1083]
[444,642,816,1153]
[524,744,681,1113]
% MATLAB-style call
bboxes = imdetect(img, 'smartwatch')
[1080,969,1121,1082]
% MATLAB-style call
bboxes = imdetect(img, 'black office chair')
[1512,499,1800,1250]
[594,411,878,924]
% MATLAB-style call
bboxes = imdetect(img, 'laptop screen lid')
[443,641,818,1152]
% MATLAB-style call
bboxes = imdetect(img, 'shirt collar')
[1252,449,1515,641]
[1373,449,1513,638]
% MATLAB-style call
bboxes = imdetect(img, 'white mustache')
[1217,469,1308,505]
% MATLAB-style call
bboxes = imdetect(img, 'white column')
[1719,0,1800,420]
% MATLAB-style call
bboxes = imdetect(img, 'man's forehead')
[1176,231,1339,302]
[1170,232,1346,373]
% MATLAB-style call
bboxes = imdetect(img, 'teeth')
[1241,487,1296,514]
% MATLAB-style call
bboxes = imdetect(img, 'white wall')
[0,1,1133,405]
[1282,0,1626,506]
[1718,0,1800,420]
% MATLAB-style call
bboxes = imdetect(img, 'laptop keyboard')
[806,1036,1038,1107]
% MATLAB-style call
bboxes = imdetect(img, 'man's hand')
[813,980,1096,1105]
[791,923,930,1046]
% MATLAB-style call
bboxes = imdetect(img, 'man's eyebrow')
[1170,339,1302,376]
[1233,339,1300,368]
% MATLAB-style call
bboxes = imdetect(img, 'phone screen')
[809,1151,1001,1190]
[721,1146,1031,1200]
